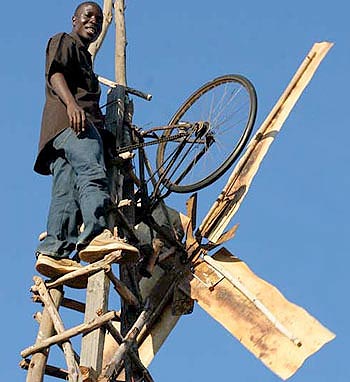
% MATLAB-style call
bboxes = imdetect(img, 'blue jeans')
[36,124,111,259]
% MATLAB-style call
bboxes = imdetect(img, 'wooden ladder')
[19,251,156,382]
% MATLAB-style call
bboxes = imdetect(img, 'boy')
[34,2,138,281]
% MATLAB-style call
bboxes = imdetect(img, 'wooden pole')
[31,277,82,382]
[76,270,111,377]
[111,2,144,381]
[21,359,68,381]
[114,0,127,85]
[89,0,114,62]
[21,311,119,358]
[26,287,63,382]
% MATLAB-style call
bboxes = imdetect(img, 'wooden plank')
[179,248,335,380]
[199,42,334,242]
[80,270,110,375]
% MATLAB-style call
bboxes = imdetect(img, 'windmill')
[20,1,335,381]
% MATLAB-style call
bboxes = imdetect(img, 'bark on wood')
[21,311,119,358]
[106,268,140,307]
[185,193,197,251]
[199,42,334,243]
[111,4,144,380]
[61,298,86,314]
[105,322,154,382]
[140,238,164,278]
[98,75,152,101]
[25,287,63,382]
[45,252,122,289]
[102,266,179,376]
[31,277,82,382]
[21,359,68,380]
[88,0,113,62]
[114,0,127,85]
[100,309,151,381]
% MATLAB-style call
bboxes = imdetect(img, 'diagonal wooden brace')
[21,311,120,358]
[45,252,122,289]
[105,267,140,307]
[99,307,152,381]
[105,322,154,382]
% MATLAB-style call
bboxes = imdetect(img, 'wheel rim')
[156,75,256,193]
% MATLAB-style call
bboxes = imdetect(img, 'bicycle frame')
[116,122,211,219]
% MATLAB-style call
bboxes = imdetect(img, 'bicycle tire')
[156,74,257,193]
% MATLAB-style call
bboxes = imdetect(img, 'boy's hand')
[50,72,87,135]
[67,101,86,134]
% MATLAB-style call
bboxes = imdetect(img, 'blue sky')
[1,1,348,381]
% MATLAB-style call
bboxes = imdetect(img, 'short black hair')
[74,2,103,16]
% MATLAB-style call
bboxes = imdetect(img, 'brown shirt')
[34,32,104,175]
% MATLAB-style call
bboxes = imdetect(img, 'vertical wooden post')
[26,288,63,382]
[80,271,110,377]
[111,1,143,381]
[79,2,128,376]
[114,0,127,86]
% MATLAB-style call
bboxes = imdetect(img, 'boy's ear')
[72,16,77,26]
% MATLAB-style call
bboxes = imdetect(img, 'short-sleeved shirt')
[34,32,104,175]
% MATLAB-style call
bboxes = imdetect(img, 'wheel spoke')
[156,75,257,193]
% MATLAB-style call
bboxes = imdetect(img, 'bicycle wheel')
[156,74,257,193]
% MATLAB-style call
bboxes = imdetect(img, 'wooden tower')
[20,2,335,381]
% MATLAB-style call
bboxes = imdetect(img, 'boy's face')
[72,4,103,45]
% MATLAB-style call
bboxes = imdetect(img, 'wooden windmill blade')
[179,247,335,380]
[199,41,334,243]
[101,41,336,379]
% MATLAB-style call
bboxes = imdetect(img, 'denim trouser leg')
[36,125,111,258]
[36,157,82,258]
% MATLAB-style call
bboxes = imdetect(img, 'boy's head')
[72,2,103,45]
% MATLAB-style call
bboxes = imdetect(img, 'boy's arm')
[50,72,86,134]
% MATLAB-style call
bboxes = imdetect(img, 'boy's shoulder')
[49,32,73,42]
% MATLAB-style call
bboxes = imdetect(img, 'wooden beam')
[199,42,334,242]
